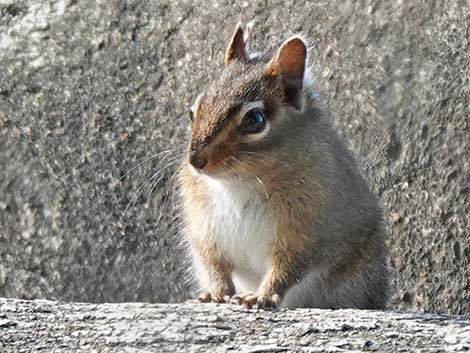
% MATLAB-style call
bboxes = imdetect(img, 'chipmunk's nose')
[189,150,207,169]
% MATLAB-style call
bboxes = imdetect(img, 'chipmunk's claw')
[231,292,281,309]
[256,293,281,309]
[197,291,211,303]
[231,292,254,306]
[197,291,231,304]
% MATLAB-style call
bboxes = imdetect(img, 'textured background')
[0,0,468,314]
[2,299,469,352]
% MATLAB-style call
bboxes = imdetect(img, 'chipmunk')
[178,23,388,309]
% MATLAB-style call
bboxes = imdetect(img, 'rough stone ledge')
[0,298,469,353]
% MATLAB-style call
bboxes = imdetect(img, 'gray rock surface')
[0,0,469,314]
[1,298,470,352]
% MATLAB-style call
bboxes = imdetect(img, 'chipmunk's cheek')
[206,161,221,173]
[206,144,237,173]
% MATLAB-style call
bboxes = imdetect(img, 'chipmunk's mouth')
[188,158,220,176]
[188,157,242,179]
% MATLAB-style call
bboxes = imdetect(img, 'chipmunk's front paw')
[231,292,281,309]
[257,293,281,309]
[196,290,232,304]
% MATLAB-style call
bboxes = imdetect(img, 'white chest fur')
[200,176,275,291]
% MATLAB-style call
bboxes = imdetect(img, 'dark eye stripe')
[193,103,243,146]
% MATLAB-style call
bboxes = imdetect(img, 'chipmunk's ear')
[225,23,247,66]
[265,37,307,108]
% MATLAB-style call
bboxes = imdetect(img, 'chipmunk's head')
[186,24,308,177]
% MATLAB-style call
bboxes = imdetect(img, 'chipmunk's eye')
[188,105,195,122]
[239,109,266,134]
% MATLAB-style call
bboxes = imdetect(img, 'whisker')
[154,164,183,232]
[229,156,270,200]
[226,157,241,178]
[107,149,176,193]
[241,150,286,167]
[118,152,177,227]
[146,156,182,204]
[255,175,269,200]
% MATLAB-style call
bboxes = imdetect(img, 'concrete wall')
[0,0,468,314]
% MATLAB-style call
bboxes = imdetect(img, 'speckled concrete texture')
[0,1,468,314]
[1,298,469,352]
